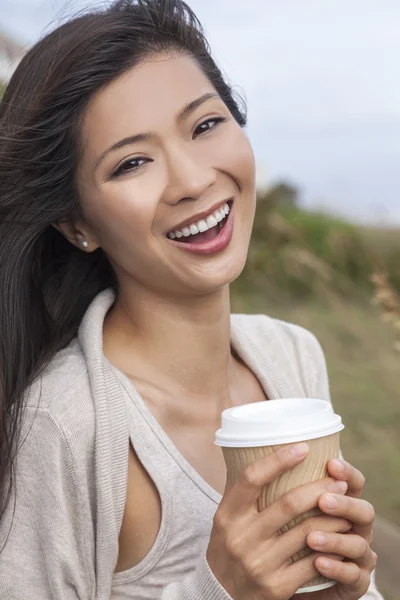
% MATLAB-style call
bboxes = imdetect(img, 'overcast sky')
[1,0,399,224]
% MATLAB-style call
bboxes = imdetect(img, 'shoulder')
[232,311,325,361]
[23,337,95,451]
[231,312,330,400]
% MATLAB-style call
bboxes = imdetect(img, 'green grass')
[249,196,400,298]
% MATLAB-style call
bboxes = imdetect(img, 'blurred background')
[1,1,399,597]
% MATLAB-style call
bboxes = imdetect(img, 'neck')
[103,282,240,407]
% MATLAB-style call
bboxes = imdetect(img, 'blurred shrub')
[233,182,400,304]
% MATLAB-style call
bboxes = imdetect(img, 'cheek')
[218,126,256,189]
[222,129,257,230]
[84,185,155,251]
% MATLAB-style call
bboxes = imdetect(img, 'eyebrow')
[94,91,220,172]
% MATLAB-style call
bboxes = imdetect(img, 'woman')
[0,1,382,599]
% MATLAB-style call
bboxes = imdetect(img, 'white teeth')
[167,202,230,240]
[206,215,218,228]
[198,219,208,233]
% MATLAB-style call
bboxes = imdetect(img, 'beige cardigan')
[0,289,383,599]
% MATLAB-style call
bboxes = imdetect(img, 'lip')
[166,201,234,255]
[166,197,233,235]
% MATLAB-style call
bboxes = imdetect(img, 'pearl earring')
[81,240,89,249]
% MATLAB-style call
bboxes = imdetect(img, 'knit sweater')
[0,288,383,599]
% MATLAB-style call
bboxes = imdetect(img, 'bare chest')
[160,416,229,495]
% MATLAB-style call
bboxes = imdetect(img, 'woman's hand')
[305,459,377,599]
[206,444,350,600]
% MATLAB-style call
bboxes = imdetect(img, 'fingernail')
[331,459,345,472]
[312,533,326,547]
[318,558,332,571]
[323,494,338,509]
[336,480,348,493]
[291,443,309,457]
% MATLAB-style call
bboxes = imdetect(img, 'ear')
[51,219,100,252]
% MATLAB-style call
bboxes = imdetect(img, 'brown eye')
[112,157,151,178]
[193,117,227,138]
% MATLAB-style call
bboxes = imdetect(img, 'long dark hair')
[0,0,247,527]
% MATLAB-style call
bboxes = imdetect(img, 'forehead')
[81,53,216,148]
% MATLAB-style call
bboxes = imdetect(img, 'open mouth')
[166,200,232,245]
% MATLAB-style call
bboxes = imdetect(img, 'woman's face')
[76,52,256,298]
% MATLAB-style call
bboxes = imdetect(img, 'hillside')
[232,185,400,523]
[231,185,400,599]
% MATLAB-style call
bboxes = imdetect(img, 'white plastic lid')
[214,398,344,447]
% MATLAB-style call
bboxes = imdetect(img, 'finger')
[224,443,310,514]
[270,517,351,567]
[266,551,320,598]
[318,494,375,541]
[327,459,365,498]
[281,548,347,594]
[308,532,371,564]
[283,550,329,590]
[256,477,348,537]
[315,556,370,593]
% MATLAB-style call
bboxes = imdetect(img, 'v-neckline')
[105,317,284,504]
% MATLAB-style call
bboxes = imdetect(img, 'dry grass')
[371,272,400,352]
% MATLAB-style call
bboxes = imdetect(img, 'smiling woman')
[0,2,382,600]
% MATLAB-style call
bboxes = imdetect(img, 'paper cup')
[215,398,345,594]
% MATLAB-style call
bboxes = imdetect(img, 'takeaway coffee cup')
[214,398,345,594]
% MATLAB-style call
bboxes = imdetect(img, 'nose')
[162,144,217,205]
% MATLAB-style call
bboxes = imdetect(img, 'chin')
[183,244,250,295]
